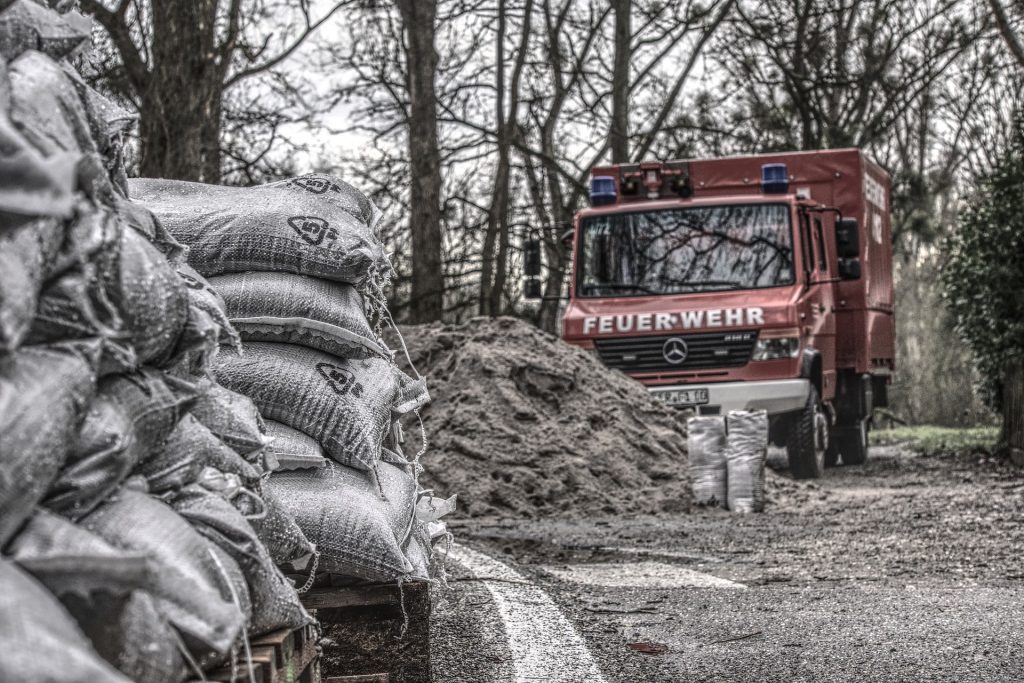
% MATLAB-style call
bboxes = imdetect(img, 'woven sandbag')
[7,510,188,683]
[687,415,728,508]
[210,271,387,358]
[0,0,91,62]
[0,341,97,544]
[265,461,418,582]
[140,414,260,494]
[177,263,240,350]
[0,560,131,683]
[214,342,428,471]
[0,213,64,353]
[264,419,327,471]
[189,382,268,456]
[171,484,312,636]
[128,176,384,287]
[251,483,316,565]
[81,488,246,658]
[725,410,768,513]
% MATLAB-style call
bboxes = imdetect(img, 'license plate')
[653,387,709,407]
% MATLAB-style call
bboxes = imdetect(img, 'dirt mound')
[395,317,691,518]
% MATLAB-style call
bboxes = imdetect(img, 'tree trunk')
[609,0,631,163]
[138,0,222,181]
[1005,358,1024,466]
[396,0,445,323]
[479,0,507,316]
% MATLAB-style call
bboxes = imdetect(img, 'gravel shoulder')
[433,444,1024,682]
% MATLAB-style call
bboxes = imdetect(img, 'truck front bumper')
[648,379,810,416]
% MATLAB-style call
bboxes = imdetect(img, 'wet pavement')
[430,445,1024,682]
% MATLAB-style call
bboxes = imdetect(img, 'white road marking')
[541,561,746,590]
[450,543,611,683]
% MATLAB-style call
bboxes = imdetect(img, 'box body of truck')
[557,149,895,477]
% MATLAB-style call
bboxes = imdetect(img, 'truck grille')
[594,330,757,374]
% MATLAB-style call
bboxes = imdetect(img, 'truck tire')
[832,421,869,465]
[786,386,827,479]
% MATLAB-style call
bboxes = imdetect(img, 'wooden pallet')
[301,578,431,683]
[207,622,320,683]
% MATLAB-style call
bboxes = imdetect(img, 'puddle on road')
[541,561,746,589]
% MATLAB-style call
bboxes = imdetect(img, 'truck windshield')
[577,203,795,297]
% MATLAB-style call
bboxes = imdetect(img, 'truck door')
[797,210,837,401]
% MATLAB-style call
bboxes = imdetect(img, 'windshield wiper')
[582,283,659,295]
[664,279,743,290]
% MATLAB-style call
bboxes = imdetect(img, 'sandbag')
[177,263,240,350]
[251,483,316,565]
[0,0,91,61]
[45,395,137,520]
[29,218,191,365]
[171,484,311,636]
[264,419,327,471]
[140,414,260,494]
[0,559,131,683]
[128,175,384,286]
[9,49,95,155]
[687,415,728,508]
[81,488,247,657]
[266,461,418,581]
[214,342,427,471]
[210,271,387,358]
[725,410,768,513]
[0,341,97,544]
[7,510,188,683]
[45,361,197,521]
[0,90,78,217]
[189,382,268,456]
[105,224,191,364]
[0,213,64,352]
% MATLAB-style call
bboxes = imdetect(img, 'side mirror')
[838,258,861,280]
[836,217,860,259]
[523,238,542,277]
[560,228,575,249]
[524,278,542,299]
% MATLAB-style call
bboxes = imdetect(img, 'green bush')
[941,123,1024,412]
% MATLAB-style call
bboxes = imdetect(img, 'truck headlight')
[751,336,800,360]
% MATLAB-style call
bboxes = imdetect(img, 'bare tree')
[81,0,349,182]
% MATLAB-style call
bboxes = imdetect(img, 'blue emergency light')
[590,175,617,206]
[761,163,789,193]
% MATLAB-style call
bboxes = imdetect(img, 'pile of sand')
[395,317,692,518]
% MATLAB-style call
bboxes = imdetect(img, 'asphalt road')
[430,444,1024,682]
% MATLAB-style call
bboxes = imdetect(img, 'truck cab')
[527,149,895,478]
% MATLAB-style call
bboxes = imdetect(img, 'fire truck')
[525,149,895,479]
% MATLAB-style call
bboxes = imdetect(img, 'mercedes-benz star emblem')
[662,337,688,365]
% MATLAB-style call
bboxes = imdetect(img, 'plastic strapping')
[296,550,320,595]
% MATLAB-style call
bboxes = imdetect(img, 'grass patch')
[870,425,999,454]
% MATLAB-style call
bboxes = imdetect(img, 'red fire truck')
[526,149,895,478]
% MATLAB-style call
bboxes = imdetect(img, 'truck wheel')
[832,421,869,465]
[786,386,827,479]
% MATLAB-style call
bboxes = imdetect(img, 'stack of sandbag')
[0,3,313,681]
[687,410,768,512]
[129,174,454,585]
